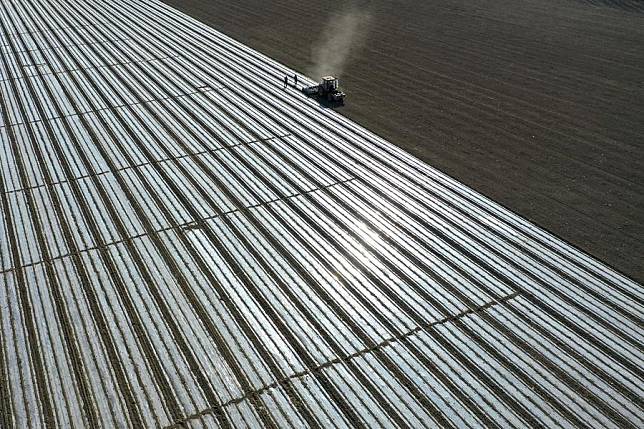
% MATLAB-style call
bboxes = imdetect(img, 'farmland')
[163,0,644,282]
[1,0,642,427]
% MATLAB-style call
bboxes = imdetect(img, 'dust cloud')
[309,5,373,79]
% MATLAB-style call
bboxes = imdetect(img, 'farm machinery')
[302,76,346,105]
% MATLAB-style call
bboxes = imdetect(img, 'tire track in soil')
[357,38,644,155]
[339,54,644,196]
[344,54,644,194]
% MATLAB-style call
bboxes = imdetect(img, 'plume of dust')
[309,5,373,79]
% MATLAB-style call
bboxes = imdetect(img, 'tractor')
[302,76,346,105]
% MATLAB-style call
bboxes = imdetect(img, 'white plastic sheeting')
[0,0,642,428]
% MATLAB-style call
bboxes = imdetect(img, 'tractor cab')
[320,76,339,93]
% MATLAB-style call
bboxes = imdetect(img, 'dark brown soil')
[162,0,644,283]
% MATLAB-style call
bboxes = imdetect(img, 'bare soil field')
[162,0,644,282]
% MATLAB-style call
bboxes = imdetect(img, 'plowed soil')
[162,0,644,282]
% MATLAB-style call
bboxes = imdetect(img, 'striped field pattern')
[0,0,642,427]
